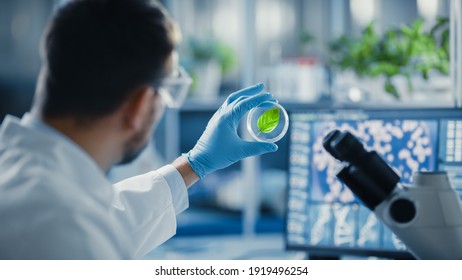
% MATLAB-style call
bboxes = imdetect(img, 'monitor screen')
[285,108,462,259]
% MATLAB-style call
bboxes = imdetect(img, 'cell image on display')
[357,205,380,248]
[310,119,438,203]
[331,203,357,247]
[309,203,332,246]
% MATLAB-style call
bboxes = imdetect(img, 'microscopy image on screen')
[309,203,333,246]
[310,120,438,203]
[286,209,309,245]
[439,120,462,194]
[332,203,357,248]
[357,205,380,249]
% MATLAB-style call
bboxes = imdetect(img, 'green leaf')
[384,79,400,99]
[257,108,280,134]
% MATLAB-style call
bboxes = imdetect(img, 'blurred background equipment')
[0,0,54,122]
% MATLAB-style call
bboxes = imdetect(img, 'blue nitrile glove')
[185,83,279,179]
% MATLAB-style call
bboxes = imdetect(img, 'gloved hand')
[185,83,278,179]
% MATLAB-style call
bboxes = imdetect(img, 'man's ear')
[122,85,154,131]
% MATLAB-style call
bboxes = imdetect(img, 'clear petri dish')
[247,101,289,143]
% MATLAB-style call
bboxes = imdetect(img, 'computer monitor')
[285,108,462,259]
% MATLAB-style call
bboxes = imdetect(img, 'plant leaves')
[385,79,399,99]
[257,108,280,134]
[329,17,450,100]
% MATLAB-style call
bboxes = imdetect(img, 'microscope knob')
[389,198,416,224]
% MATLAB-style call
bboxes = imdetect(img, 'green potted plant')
[329,18,449,101]
[186,37,237,101]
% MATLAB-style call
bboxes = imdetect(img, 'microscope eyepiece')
[323,129,400,210]
[323,130,368,163]
[333,132,367,163]
[322,130,342,160]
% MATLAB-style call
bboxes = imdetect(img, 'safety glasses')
[157,66,192,108]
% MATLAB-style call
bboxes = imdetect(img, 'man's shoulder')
[0,140,67,187]
[0,189,128,259]
[0,134,105,212]
[0,115,112,196]
[0,153,125,259]
[0,116,64,170]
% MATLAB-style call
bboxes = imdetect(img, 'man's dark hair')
[39,0,179,118]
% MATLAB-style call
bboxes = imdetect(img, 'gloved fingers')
[225,83,264,105]
[241,141,278,157]
[230,94,277,110]
[230,92,274,127]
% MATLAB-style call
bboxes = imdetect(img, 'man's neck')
[39,114,121,172]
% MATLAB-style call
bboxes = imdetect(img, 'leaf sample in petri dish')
[257,107,280,134]
[247,101,289,143]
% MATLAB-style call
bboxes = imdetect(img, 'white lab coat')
[0,114,189,259]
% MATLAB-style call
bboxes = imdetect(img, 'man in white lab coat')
[0,0,277,259]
